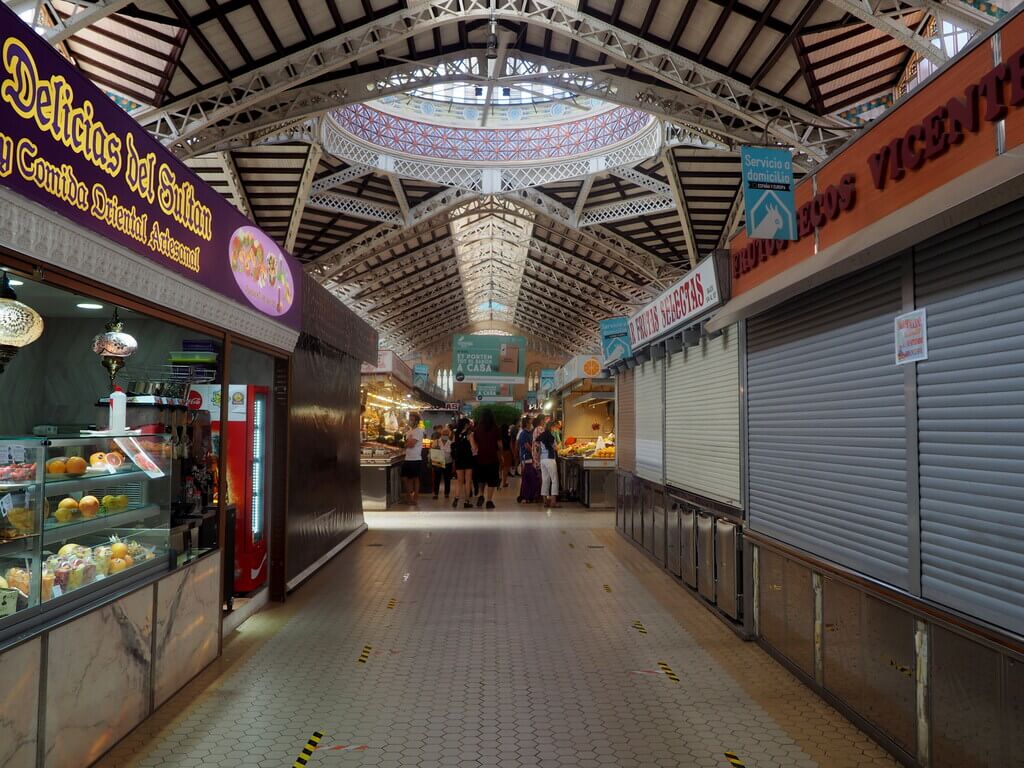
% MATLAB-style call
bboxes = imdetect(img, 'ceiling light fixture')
[485,16,498,60]
[77,302,104,310]
[0,272,44,374]
[92,308,138,386]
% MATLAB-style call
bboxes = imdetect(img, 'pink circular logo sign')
[228,226,295,316]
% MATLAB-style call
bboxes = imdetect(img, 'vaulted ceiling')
[12,0,1004,355]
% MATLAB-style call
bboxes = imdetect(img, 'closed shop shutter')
[914,198,1024,635]
[664,326,741,507]
[616,369,636,472]
[747,260,909,589]
[635,359,665,483]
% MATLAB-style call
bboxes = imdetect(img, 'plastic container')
[109,387,127,433]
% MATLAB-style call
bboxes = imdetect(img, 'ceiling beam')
[310,163,376,193]
[18,0,137,44]
[285,143,322,253]
[823,0,946,65]
[578,194,677,226]
[660,148,699,269]
[133,0,850,161]
[573,177,594,222]
[308,191,404,224]
[215,151,252,219]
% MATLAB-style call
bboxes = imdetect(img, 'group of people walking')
[400,410,563,510]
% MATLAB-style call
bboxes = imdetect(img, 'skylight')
[409,58,580,105]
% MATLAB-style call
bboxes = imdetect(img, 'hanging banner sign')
[628,256,721,348]
[475,383,514,402]
[452,334,526,384]
[741,146,797,241]
[599,317,632,364]
[0,6,302,329]
[538,368,556,396]
[413,364,430,388]
[895,308,929,365]
[443,402,461,411]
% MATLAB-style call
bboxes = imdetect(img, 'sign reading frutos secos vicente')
[0,4,302,329]
[628,257,721,348]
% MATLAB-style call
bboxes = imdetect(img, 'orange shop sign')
[730,24,1024,297]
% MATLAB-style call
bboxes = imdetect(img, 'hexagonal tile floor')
[98,497,898,768]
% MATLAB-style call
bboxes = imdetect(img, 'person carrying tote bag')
[431,428,454,500]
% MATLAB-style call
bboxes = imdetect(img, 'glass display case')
[0,433,171,628]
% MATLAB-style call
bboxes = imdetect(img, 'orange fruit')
[122,555,134,567]
[57,498,79,511]
[89,452,107,467]
[108,558,127,574]
[46,459,66,475]
[64,457,87,475]
[105,452,124,469]
[79,496,99,518]
[110,541,129,560]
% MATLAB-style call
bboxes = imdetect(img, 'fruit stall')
[557,438,617,509]
[0,435,171,614]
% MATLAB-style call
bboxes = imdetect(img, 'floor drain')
[367,543,384,547]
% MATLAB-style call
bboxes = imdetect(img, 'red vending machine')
[189,385,269,593]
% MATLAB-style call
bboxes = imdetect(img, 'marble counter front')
[154,554,221,708]
[0,636,41,768]
[0,554,223,768]
[45,587,153,768]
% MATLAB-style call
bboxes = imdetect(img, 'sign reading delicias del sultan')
[0,4,302,330]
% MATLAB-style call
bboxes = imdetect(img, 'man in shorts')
[401,412,424,506]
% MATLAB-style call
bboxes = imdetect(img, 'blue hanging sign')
[599,317,632,364]
[741,146,797,241]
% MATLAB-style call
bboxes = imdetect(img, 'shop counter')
[580,459,616,508]
[360,454,404,510]
[558,457,582,502]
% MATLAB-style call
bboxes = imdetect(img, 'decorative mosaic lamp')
[0,272,44,373]
[92,307,137,386]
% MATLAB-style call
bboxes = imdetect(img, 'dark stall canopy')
[10,0,1003,354]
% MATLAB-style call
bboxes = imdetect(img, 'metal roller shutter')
[616,369,636,472]
[664,327,741,506]
[635,359,664,483]
[914,198,1024,635]
[747,260,909,589]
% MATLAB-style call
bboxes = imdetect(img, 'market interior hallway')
[98,493,897,768]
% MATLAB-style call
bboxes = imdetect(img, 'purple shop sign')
[0,6,301,330]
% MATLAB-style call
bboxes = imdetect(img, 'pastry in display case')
[0,433,172,626]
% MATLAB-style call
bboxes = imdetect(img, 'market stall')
[549,356,616,508]
[360,351,433,508]
[0,8,316,766]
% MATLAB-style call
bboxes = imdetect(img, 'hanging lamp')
[0,272,44,373]
[92,307,138,386]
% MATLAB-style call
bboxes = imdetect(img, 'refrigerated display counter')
[360,449,403,510]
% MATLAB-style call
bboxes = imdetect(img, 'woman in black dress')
[451,417,475,509]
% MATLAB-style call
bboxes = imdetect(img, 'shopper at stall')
[402,412,424,507]
[470,408,502,509]
[451,418,475,509]
[551,419,564,448]
[499,423,515,488]
[536,421,560,509]
[517,416,540,504]
[431,426,453,500]
[533,414,550,441]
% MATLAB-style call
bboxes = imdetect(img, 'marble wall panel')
[0,637,41,768]
[154,555,220,708]
[44,587,153,768]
